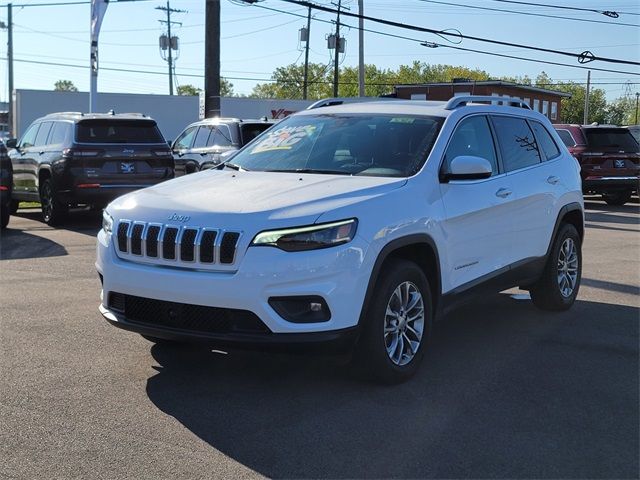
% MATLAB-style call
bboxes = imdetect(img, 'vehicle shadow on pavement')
[0,227,67,260]
[584,210,639,226]
[145,294,639,479]
[13,208,102,237]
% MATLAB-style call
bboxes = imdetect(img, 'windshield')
[585,129,639,153]
[229,113,443,177]
[76,120,165,144]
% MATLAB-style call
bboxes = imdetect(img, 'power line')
[248,3,640,77]
[487,0,640,17]
[414,0,639,28]
[1,0,152,7]
[273,0,640,67]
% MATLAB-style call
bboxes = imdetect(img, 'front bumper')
[96,228,372,339]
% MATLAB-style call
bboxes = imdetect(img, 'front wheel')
[354,259,432,384]
[602,190,632,206]
[530,223,582,311]
[39,178,68,226]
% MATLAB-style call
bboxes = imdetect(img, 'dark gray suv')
[172,118,274,175]
[6,112,174,226]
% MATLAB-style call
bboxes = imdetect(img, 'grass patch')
[18,202,41,209]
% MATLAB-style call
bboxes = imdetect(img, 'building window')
[551,102,558,120]
[453,91,471,97]
[542,100,549,117]
[491,92,499,105]
[533,99,540,112]
[410,93,427,100]
[524,97,531,107]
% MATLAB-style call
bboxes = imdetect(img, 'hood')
[109,169,407,228]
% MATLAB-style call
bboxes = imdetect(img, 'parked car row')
[1,112,276,226]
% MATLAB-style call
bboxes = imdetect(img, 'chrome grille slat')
[115,220,240,270]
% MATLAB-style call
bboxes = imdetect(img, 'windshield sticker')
[251,125,316,154]
[390,117,415,124]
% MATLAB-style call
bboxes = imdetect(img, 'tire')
[39,178,68,226]
[602,190,632,206]
[1,202,9,229]
[353,259,432,384]
[530,223,582,311]
[9,199,19,215]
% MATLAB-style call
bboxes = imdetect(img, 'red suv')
[554,124,639,205]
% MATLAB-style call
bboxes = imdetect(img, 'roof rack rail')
[306,96,397,110]
[45,111,83,117]
[118,113,147,117]
[445,95,531,110]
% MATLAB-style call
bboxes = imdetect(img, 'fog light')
[269,296,331,323]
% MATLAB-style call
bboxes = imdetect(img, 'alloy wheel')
[384,281,425,366]
[557,238,578,298]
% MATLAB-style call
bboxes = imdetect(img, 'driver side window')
[20,124,40,149]
[173,126,197,151]
[443,116,498,176]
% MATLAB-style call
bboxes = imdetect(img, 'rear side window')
[76,120,164,144]
[193,126,213,149]
[492,116,541,172]
[584,129,639,153]
[530,121,560,160]
[34,122,53,147]
[443,115,498,175]
[48,122,72,146]
[209,125,233,147]
[20,124,40,148]
[555,129,576,147]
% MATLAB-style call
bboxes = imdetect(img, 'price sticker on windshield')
[251,125,316,154]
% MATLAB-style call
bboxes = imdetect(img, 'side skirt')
[438,256,546,319]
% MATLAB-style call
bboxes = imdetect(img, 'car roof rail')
[306,96,398,110]
[444,95,531,110]
[44,111,84,117]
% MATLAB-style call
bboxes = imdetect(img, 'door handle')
[495,188,512,198]
[547,175,560,185]
[39,151,44,155]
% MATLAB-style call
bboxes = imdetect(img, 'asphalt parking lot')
[1,198,638,479]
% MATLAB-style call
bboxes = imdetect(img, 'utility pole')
[7,3,13,136]
[635,92,639,125]
[332,0,342,97]
[358,0,364,97]
[204,0,221,117]
[302,6,311,100]
[583,70,591,125]
[156,1,185,95]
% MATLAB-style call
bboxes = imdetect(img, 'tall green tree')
[54,80,78,92]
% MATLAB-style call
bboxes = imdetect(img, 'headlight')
[251,219,358,252]
[102,210,114,235]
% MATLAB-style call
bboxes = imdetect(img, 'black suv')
[172,118,274,175]
[0,140,11,229]
[6,112,174,225]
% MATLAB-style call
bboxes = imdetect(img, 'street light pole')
[332,0,342,97]
[7,3,13,136]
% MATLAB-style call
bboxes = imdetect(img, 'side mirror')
[442,155,493,182]
[5,138,17,149]
[166,140,172,147]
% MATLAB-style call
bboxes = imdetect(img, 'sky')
[0,0,638,103]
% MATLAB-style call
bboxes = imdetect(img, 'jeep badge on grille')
[168,213,191,223]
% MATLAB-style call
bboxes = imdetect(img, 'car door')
[31,121,54,194]
[10,123,40,200]
[439,114,517,291]
[190,125,215,168]
[171,126,198,175]
[491,116,557,262]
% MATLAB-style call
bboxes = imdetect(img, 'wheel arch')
[37,165,53,190]
[547,202,584,258]
[358,234,442,327]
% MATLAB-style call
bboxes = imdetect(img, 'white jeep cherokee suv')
[97,96,584,383]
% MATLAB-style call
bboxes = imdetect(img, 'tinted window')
[34,122,53,147]
[20,124,40,148]
[492,116,541,172]
[48,122,72,146]
[443,115,498,175]
[556,129,576,147]
[173,126,197,150]
[231,114,442,177]
[530,121,560,160]
[585,128,639,153]
[76,120,164,143]
[193,126,212,149]
[240,123,271,145]
[210,125,233,147]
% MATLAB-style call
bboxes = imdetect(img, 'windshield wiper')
[217,162,248,171]
[268,168,352,175]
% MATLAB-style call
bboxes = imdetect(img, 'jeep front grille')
[115,220,242,269]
